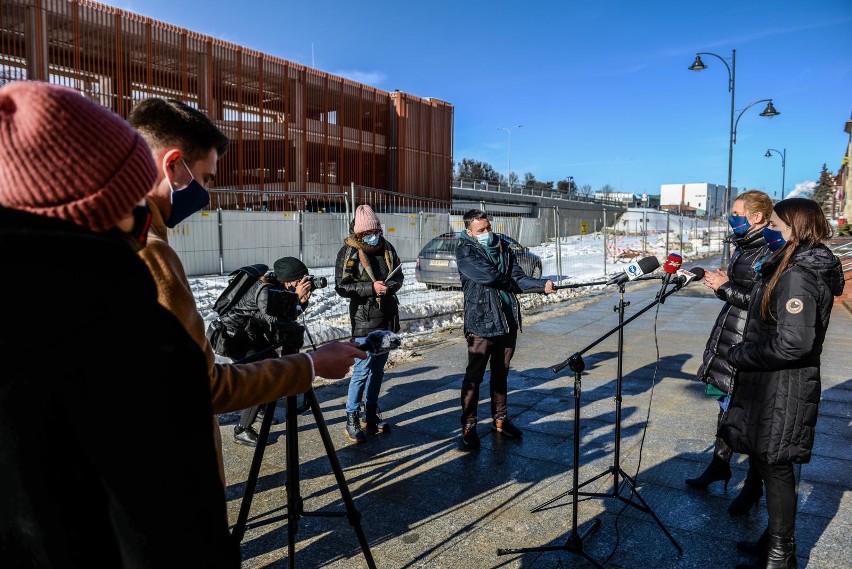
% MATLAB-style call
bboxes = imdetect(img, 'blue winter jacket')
[455,232,548,338]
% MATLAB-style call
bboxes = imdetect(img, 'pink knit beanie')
[353,204,381,233]
[0,81,155,233]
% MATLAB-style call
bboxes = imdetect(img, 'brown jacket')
[138,199,314,412]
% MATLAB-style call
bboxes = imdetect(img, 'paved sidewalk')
[220,274,852,568]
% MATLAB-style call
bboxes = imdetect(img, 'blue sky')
[104,0,851,197]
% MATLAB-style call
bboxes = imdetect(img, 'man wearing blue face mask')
[455,209,554,449]
[129,98,367,484]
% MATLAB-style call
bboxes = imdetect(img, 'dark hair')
[760,197,833,321]
[463,208,489,229]
[128,98,229,162]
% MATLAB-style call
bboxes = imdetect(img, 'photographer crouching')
[220,257,326,446]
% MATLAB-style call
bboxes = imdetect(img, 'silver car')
[415,232,543,289]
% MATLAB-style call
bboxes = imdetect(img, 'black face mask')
[165,160,210,228]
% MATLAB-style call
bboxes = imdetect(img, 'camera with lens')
[265,288,305,353]
[307,275,328,289]
[266,288,300,322]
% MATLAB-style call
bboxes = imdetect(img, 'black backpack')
[206,264,268,358]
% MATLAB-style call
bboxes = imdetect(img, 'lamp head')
[760,101,780,118]
[688,55,707,71]
[764,150,773,158]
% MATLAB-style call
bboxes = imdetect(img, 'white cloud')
[786,180,816,198]
[333,70,387,87]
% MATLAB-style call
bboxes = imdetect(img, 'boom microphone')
[606,255,660,286]
[658,252,683,304]
[358,330,402,355]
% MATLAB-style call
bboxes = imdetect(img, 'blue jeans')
[346,336,390,413]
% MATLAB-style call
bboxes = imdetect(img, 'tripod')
[497,281,686,563]
[229,346,376,569]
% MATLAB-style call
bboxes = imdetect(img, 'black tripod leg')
[284,396,303,569]
[304,389,377,569]
[232,400,276,542]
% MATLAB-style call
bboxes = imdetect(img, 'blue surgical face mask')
[728,214,751,236]
[362,233,381,246]
[475,231,493,246]
[762,227,786,252]
[166,159,209,228]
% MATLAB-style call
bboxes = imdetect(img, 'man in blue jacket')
[455,209,554,448]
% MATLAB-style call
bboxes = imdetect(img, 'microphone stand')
[497,281,686,563]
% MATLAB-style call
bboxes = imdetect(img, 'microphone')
[671,267,705,287]
[358,330,402,355]
[606,256,660,286]
[658,252,683,304]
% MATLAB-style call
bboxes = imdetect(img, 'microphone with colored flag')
[671,267,705,287]
[658,252,683,304]
[606,256,660,286]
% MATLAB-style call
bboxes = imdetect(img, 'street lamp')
[688,49,779,268]
[497,124,522,189]
[764,147,787,200]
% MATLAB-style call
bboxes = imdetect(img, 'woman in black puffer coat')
[719,198,845,569]
[686,191,773,517]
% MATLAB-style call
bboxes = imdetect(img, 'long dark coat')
[719,243,845,465]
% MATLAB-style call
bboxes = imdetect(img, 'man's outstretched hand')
[310,342,367,379]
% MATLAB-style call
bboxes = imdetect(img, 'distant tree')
[812,163,834,209]
[456,159,500,182]
[599,184,616,198]
[556,178,576,197]
[523,172,536,186]
[580,184,593,197]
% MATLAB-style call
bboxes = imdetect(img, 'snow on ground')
[190,233,715,366]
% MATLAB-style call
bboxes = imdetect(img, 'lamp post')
[688,49,780,268]
[497,124,522,189]
[764,147,787,200]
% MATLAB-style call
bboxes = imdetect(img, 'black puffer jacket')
[719,244,845,465]
[334,235,403,339]
[696,229,769,393]
[218,279,280,357]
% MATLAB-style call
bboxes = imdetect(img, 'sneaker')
[461,420,480,448]
[493,416,522,438]
[234,425,259,447]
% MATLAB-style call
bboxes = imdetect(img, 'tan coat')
[138,199,314,482]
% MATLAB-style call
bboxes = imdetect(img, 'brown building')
[0,0,454,212]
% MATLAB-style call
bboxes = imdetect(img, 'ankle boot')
[729,463,763,516]
[685,436,732,490]
[360,403,390,434]
[765,534,797,569]
[344,411,367,444]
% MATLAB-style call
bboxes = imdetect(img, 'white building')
[660,183,732,217]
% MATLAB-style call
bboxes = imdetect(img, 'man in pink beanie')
[334,204,403,443]
[0,81,240,566]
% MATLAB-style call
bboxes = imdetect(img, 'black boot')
[344,411,367,444]
[685,436,732,490]
[729,462,763,516]
[360,403,390,434]
[764,534,797,569]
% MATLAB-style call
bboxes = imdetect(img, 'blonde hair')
[735,190,773,224]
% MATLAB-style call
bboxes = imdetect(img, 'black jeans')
[237,344,278,429]
[753,456,797,538]
[460,329,517,426]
